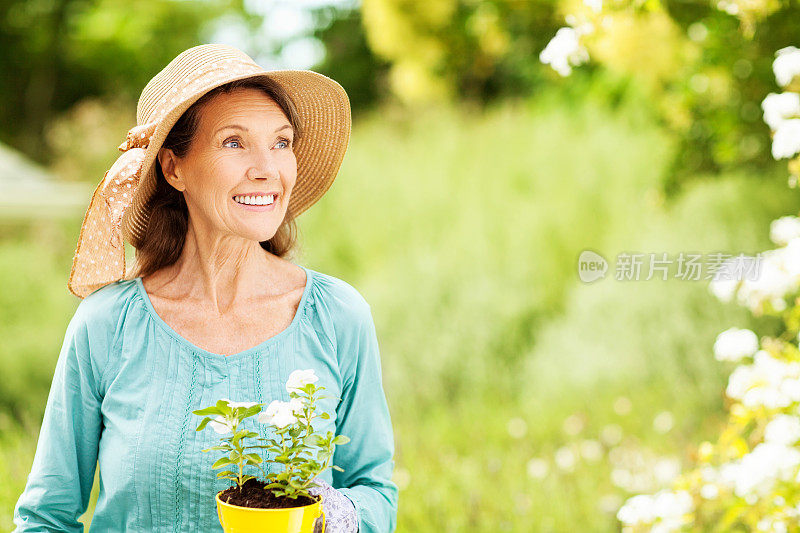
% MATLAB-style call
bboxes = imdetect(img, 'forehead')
[197,88,290,130]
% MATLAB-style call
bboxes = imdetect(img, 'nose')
[246,145,280,181]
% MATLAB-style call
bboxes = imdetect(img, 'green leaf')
[320,412,330,419]
[193,406,223,417]
[244,453,263,463]
[216,470,237,478]
[241,405,262,418]
[332,465,344,472]
[332,435,350,445]
[212,457,233,469]
[232,431,247,448]
[216,400,233,417]
[195,417,212,431]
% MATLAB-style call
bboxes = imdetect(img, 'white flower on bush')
[764,414,800,445]
[258,397,304,428]
[711,242,800,313]
[713,327,759,362]
[757,517,789,533]
[209,416,235,434]
[220,398,259,409]
[774,46,800,87]
[539,27,590,77]
[286,369,319,395]
[584,0,602,13]
[717,441,800,497]
[772,119,800,159]
[708,272,739,303]
[762,92,800,131]
[617,489,693,528]
[726,351,800,408]
[208,399,259,434]
[770,216,800,246]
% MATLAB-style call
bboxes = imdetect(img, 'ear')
[157,147,186,192]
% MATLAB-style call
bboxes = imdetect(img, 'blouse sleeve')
[332,299,399,533]
[12,300,108,532]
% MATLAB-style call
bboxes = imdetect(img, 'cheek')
[190,156,241,195]
[282,152,299,188]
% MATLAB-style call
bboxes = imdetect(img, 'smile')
[232,194,278,211]
[233,194,276,206]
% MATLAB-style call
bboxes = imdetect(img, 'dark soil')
[218,478,321,510]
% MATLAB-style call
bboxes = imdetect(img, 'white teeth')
[233,194,276,206]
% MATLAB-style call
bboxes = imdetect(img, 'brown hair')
[128,76,304,280]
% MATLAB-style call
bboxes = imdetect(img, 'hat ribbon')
[99,121,158,248]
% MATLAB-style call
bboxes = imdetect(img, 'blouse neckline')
[132,264,314,362]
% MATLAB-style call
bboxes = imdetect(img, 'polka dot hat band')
[68,43,352,299]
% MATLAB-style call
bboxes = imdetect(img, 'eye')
[223,137,242,148]
[276,137,292,149]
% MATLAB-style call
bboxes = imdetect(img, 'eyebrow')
[214,124,294,136]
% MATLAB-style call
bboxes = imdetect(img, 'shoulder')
[308,268,371,317]
[70,278,140,335]
[305,267,374,338]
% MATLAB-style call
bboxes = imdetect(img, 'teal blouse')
[12,265,398,532]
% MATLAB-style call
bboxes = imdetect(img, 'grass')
[1,85,797,531]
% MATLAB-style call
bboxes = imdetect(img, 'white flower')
[726,243,800,313]
[286,369,319,395]
[584,0,602,12]
[209,416,235,434]
[539,27,590,77]
[713,327,759,362]
[770,216,800,246]
[700,483,719,499]
[258,398,304,428]
[220,398,258,409]
[774,46,800,87]
[764,414,800,445]
[762,92,800,131]
[772,119,800,159]
[617,494,657,525]
[726,351,800,409]
[708,274,739,303]
[616,489,693,527]
[717,441,800,497]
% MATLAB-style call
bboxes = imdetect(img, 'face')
[158,87,297,244]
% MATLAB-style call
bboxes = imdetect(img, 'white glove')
[308,477,358,533]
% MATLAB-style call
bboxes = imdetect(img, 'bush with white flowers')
[541,3,800,530]
[615,41,800,533]
[193,368,350,500]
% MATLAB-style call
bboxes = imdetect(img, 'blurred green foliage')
[4,0,796,194]
[357,0,800,192]
[0,0,259,163]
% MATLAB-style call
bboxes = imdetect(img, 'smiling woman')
[13,44,398,533]
[132,76,305,282]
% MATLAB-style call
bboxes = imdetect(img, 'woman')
[12,44,397,533]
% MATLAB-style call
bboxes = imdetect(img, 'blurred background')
[2,0,799,530]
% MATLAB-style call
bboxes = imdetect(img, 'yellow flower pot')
[215,491,325,533]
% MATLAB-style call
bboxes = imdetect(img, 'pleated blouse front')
[13,265,398,533]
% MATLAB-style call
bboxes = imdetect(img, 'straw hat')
[67,43,351,299]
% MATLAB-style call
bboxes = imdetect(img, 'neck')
[161,221,281,315]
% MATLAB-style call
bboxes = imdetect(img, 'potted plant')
[193,369,351,533]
